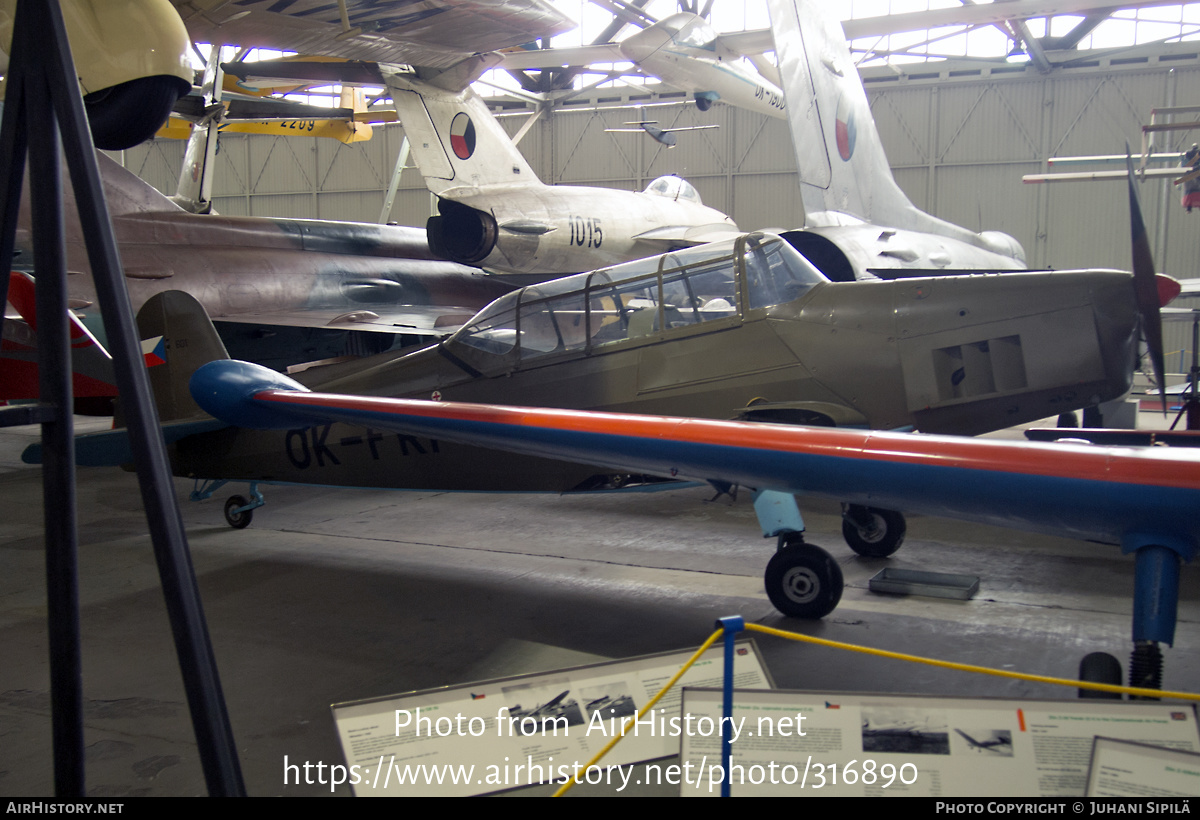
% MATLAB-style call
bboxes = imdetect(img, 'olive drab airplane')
[172,179,1186,686]
[37,182,1174,678]
[67,230,1152,538]
[163,109,1183,686]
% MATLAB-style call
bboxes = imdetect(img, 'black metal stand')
[1168,314,1200,431]
[0,0,244,796]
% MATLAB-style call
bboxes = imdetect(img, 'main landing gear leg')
[1122,537,1195,696]
[754,490,844,619]
[191,479,266,529]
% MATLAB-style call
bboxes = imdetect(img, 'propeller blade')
[1126,150,1168,415]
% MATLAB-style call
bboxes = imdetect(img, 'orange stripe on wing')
[257,391,1200,491]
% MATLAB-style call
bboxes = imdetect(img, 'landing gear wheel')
[1057,411,1079,428]
[1078,652,1123,699]
[224,495,253,529]
[764,545,843,619]
[842,505,906,558]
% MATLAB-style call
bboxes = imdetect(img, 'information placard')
[332,642,770,796]
[679,688,1199,797]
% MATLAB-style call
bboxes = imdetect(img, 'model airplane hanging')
[603,120,719,147]
[499,12,788,121]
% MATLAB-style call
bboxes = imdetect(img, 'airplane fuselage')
[618,12,787,120]
[434,182,738,277]
[13,154,512,367]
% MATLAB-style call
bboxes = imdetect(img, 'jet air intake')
[426,199,498,265]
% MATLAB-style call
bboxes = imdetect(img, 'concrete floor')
[0,413,1197,796]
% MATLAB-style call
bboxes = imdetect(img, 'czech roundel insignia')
[141,335,167,367]
[450,113,475,160]
[834,93,856,162]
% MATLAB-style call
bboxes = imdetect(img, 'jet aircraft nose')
[619,26,674,64]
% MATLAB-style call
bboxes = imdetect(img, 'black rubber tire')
[764,545,843,619]
[1078,652,1123,699]
[224,495,253,529]
[842,506,906,558]
[85,75,188,150]
[1057,411,1079,428]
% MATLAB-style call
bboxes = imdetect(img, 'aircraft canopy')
[451,233,827,361]
[643,175,703,204]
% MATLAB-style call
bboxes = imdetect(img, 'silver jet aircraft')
[766,0,1028,280]
[383,64,740,277]
[220,55,741,279]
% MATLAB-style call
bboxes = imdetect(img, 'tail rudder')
[130,290,229,424]
[768,0,913,227]
[173,45,221,213]
[384,62,541,197]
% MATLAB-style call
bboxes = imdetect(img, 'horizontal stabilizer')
[22,418,228,467]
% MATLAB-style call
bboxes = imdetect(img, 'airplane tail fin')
[173,44,221,213]
[18,290,229,468]
[768,0,984,242]
[338,86,375,144]
[126,290,230,425]
[383,58,542,198]
[768,0,915,227]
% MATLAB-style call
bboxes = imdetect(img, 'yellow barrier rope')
[551,621,1199,796]
[552,627,724,797]
[744,623,1200,702]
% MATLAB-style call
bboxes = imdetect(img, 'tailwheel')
[841,504,906,558]
[223,495,254,529]
[764,538,844,619]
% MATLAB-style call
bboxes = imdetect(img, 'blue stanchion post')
[716,615,745,798]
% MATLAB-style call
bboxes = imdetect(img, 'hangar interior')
[3,0,1200,797]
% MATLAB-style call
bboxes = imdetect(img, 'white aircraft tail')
[384,61,542,198]
[768,0,988,244]
[172,46,222,214]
